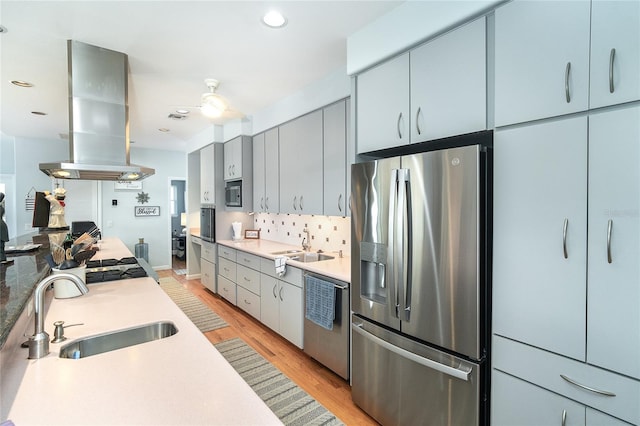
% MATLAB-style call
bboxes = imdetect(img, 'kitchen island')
[1,238,282,425]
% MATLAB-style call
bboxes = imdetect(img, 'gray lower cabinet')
[201,241,216,293]
[217,248,237,305]
[235,252,261,320]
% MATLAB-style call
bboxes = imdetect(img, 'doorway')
[170,179,186,274]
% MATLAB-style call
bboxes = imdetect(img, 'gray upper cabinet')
[410,17,486,142]
[590,0,640,109]
[279,110,323,214]
[356,17,487,154]
[323,99,348,216]
[264,128,279,213]
[252,132,266,212]
[224,135,248,180]
[494,0,591,126]
[356,53,410,153]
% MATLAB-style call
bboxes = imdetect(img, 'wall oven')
[200,206,215,242]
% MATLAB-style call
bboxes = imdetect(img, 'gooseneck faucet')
[302,228,311,252]
[28,273,89,359]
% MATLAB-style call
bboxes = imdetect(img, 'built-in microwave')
[200,206,215,242]
[225,180,242,207]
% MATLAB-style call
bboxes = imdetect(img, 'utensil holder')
[52,265,87,299]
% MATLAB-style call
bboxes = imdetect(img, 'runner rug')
[159,277,228,333]
[214,337,344,426]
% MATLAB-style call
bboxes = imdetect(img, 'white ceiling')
[0,1,401,152]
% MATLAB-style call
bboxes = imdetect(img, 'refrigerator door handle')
[395,169,406,320]
[388,169,400,318]
[401,169,413,322]
[353,322,472,381]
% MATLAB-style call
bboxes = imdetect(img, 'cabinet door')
[252,133,266,212]
[279,111,323,214]
[494,0,590,126]
[323,99,347,216]
[492,370,586,426]
[586,408,633,426]
[356,53,410,153]
[264,127,279,213]
[587,106,640,380]
[218,275,236,305]
[260,274,279,332]
[410,17,486,142]
[224,137,242,180]
[200,144,215,204]
[201,258,216,293]
[493,117,587,360]
[590,0,640,108]
[278,280,303,348]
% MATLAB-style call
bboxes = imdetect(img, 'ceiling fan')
[175,78,244,120]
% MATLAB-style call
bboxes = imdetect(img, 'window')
[170,184,178,217]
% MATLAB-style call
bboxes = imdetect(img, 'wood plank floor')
[158,269,378,425]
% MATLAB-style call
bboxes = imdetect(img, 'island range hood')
[40,40,154,181]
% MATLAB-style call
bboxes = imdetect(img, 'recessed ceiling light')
[31,111,47,116]
[0,26,8,34]
[11,80,34,88]
[159,128,170,132]
[168,113,187,121]
[263,11,287,28]
[176,109,189,115]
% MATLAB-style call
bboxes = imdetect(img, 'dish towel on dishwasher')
[305,275,335,330]
[274,256,287,277]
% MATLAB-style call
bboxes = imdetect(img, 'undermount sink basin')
[285,252,334,263]
[271,250,304,255]
[59,321,178,359]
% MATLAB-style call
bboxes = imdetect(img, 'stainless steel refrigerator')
[350,135,492,426]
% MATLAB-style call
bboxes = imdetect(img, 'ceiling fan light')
[263,11,287,28]
[201,102,223,118]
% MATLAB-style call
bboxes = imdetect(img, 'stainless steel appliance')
[351,133,492,426]
[84,257,158,283]
[303,272,350,380]
[200,206,215,242]
[225,180,242,207]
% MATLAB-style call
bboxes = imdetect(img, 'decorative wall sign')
[244,229,260,239]
[115,181,143,190]
[135,205,160,217]
[136,191,150,204]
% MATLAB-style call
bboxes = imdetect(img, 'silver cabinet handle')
[397,112,403,139]
[352,322,472,381]
[563,218,569,259]
[228,165,231,176]
[609,48,616,93]
[560,374,616,397]
[244,299,251,305]
[607,219,613,264]
[265,197,269,210]
[338,194,343,212]
[562,409,567,426]
[279,287,283,301]
[565,62,571,103]
[293,196,297,210]
[260,197,264,210]
[272,284,277,298]
[415,106,422,135]
[299,195,304,211]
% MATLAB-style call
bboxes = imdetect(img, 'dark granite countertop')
[0,231,67,348]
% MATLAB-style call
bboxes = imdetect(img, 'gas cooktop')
[85,257,148,284]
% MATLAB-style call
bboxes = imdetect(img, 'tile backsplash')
[253,213,351,254]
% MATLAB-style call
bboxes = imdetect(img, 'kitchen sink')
[271,250,304,255]
[286,252,334,263]
[59,321,178,359]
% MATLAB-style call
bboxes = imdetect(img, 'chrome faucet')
[302,228,311,252]
[28,273,89,359]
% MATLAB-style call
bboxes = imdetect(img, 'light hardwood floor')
[157,269,378,425]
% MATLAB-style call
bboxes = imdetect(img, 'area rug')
[173,269,187,275]
[159,277,228,333]
[214,337,344,426]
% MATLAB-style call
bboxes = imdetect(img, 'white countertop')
[217,239,351,283]
[2,238,281,425]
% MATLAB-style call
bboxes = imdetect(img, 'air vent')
[168,113,187,121]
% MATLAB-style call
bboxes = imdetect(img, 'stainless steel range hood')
[39,40,154,181]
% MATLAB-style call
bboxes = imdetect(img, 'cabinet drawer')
[237,286,260,320]
[493,335,640,425]
[201,241,216,263]
[237,265,260,295]
[218,257,236,282]
[217,275,236,305]
[191,236,202,245]
[201,258,216,293]
[260,258,303,287]
[218,246,236,261]
[236,251,261,271]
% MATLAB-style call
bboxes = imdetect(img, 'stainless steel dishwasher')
[303,272,350,380]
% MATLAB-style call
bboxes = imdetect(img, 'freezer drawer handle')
[607,219,613,264]
[609,48,616,94]
[559,374,616,397]
[352,322,471,381]
[562,218,569,259]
